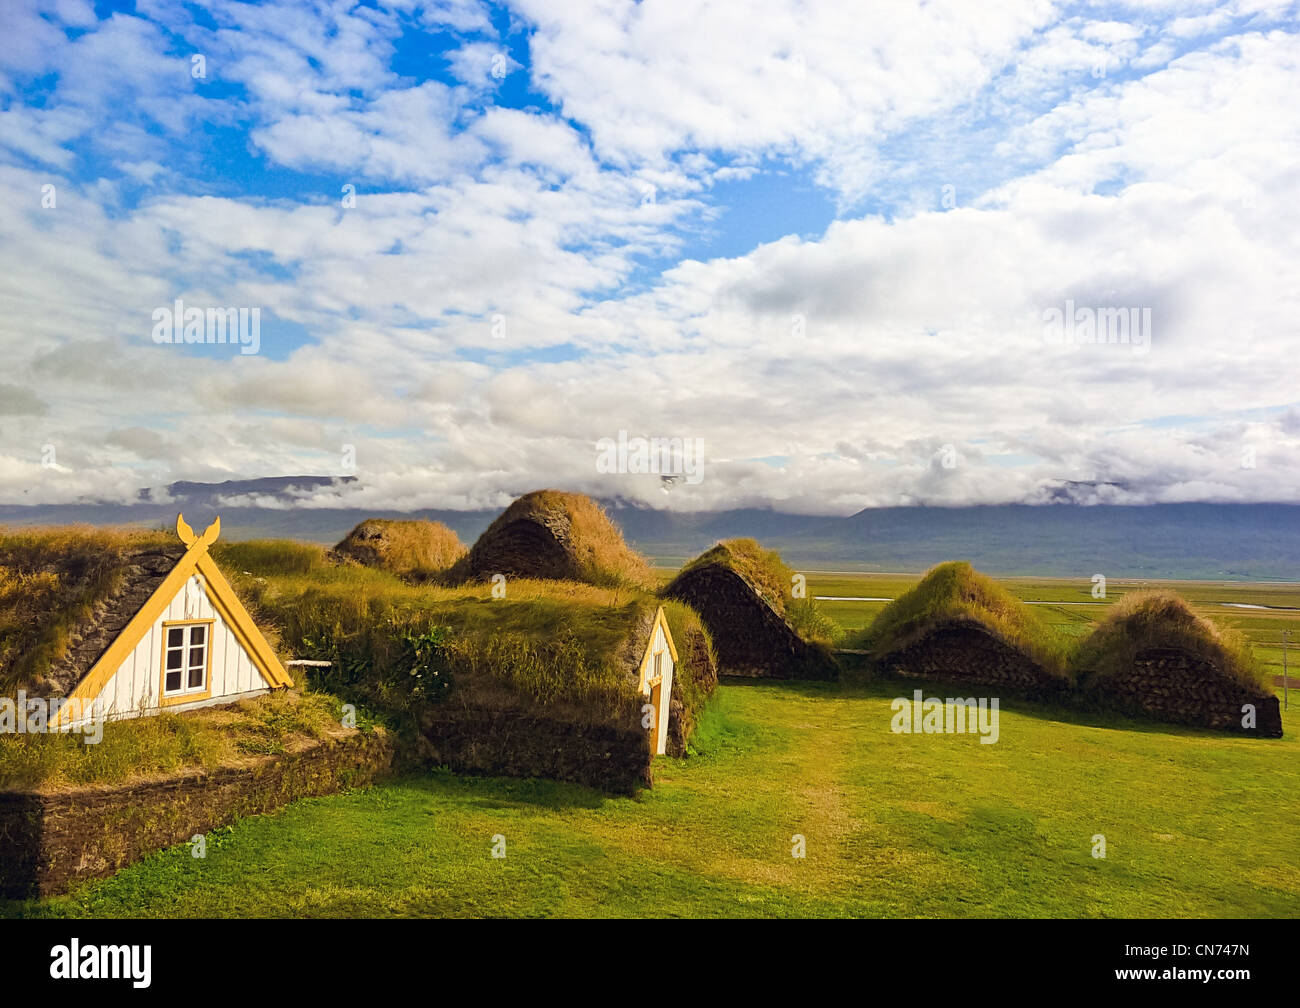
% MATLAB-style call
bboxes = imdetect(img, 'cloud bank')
[1,0,1297,513]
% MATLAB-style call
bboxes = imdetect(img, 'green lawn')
[10,677,1299,918]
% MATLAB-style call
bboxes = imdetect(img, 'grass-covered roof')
[0,689,350,792]
[219,538,713,726]
[673,538,790,613]
[1071,590,1269,691]
[0,527,715,789]
[332,518,467,580]
[448,489,654,590]
[858,560,1070,675]
[0,526,183,695]
[667,537,837,647]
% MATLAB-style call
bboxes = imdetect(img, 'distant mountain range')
[3,476,1298,581]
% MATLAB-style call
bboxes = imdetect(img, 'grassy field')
[5,569,1297,918]
[9,677,1298,918]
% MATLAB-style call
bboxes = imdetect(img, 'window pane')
[188,664,205,689]
[168,627,183,648]
[167,649,183,670]
[189,645,205,668]
[191,625,205,644]
[165,670,182,693]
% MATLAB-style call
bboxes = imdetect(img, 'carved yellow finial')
[199,516,221,547]
[176,514,219,548]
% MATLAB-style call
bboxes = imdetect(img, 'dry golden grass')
[333,519,467,580]
[548,492,656,589]
[452,489,655,590]
[0,526,177,693]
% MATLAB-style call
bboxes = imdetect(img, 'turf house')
[0,515,291,732]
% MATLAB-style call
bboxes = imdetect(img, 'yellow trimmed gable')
[53,515,291,727]
[637,605,678,693]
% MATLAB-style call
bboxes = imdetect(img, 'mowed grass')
[9,677,1299,918]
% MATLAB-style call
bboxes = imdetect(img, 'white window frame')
[161,620,212,700]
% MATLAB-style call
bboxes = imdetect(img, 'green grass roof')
[0,689,352,792]
[668,537,838,646]
[221,539,712,725]
[1072,590,1269,691]
[673,538,791,613]
[858,561,1070,675]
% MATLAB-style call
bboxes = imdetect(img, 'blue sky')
[1,0,1298,512]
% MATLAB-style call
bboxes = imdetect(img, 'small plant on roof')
[396,626,455,702]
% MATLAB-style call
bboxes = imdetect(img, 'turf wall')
[0,727,395,899]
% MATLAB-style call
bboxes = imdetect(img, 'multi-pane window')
[163,622,208,696]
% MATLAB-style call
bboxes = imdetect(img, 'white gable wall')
[640,621,675,756]
[73,573,273,727]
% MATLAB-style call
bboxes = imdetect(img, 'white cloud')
[515,0,1057,182]
[0,0,1297,513]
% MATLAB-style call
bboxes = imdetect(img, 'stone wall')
[665,623,719,758]
[1083,647,1283,737]
[876,620,1065,697]
[0,727,395,899]
[873,625,1283,738]
[664,565,837,680]
[416,707,652,795]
